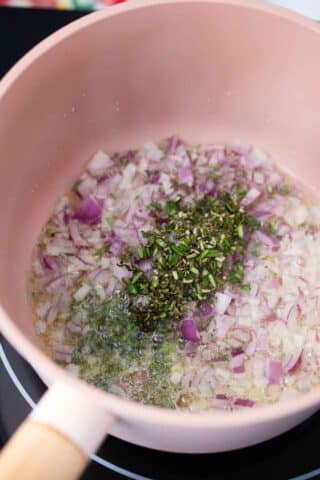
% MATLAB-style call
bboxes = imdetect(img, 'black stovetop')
[1,6,320,479]
[1,336,320,480]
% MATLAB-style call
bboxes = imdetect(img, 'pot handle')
[0,382,115,480]
[0,420,87,480]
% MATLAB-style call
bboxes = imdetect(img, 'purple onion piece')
[147,171,161,184]
[213,356,227,363]
[240,187,260,206]
[196,182,206,193]
[181,319,200,342]
[231,348,244,357]
[42,255,53,270]
[207,185,217,197]
[216,394,229,400]
[158,218,168,226]
[167,136,181,155]
[184,341,198,355]
[266,359,282,384]
[234,398,255,408]
[264,312,277,322]
[200,302,213,317]
[254,210,272,219]
[127,150,136,163]
[138,259,152,270]
[233,364,245,374]
[178,167,193,186]
[63,212,70,225]
[42,255,64,271]
[74,197,102,224]
[108,235,124,256]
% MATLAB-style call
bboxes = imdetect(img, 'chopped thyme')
[266,223,277,236]
[106,217,114,228]
[31,290,43,302]
[279,185,289,195]
[94,245,108,258]
[149,201,161,211]
[120,193,259,331]
[72,180,81,192]
[45,227,58,237]
[71,293,178,407]
[251,249,260,257]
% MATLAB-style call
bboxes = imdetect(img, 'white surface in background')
[268,0,320,20]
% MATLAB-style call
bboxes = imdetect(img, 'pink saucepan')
[1,0,320,478]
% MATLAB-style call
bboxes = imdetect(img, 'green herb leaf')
[165,200,177,215]
[72,180,81,192]
[120,192,259,331]
[137,245,146,259]
[149,201,161,210]
[94,245,108,258]
[266,223,277,236]
[106,217,114,228]
[279,185,289,195]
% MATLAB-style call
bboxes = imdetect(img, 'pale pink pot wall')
[109,404,319,451]
[1,0,320,453]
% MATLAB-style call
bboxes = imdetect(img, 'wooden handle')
[0,420,88,480]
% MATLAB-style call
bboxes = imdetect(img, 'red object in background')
[0,0,127,6]
[100,0,127,5]
[31,0,57,6]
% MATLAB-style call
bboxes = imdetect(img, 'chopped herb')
[242,283,251,292]
[94,245,108,258]
[71,293,177,407]
[31,290,43,302]
[119,155,129,166]
[235,185,246,200]
[131,272,143,284]
[168,254,178,266]
[137,245,146,259]
[229,262,244,284]
[106,217,114,228]
[246,217,261,229]
[128,283,138,295]
[279,185,289,195]
[46,227,58,237]
[172,271,179,281]
[237,224,244,238]
[119,193,259,331]
[266,223,277,236]
[149,201,161,210]
[38,241,46,251]
[165,200,178,215]
[72,180,81,192]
